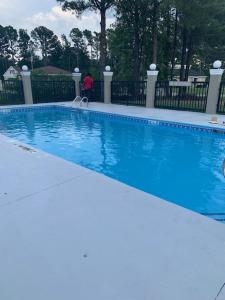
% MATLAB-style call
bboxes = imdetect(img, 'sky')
[0,0,115,36]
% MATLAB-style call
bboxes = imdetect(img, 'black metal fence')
[0,79,25,105]
[217,82,225,114]
[155,81,209,112]
[111,81,147,106]
[31,79,75,103]
[92,81,104,102]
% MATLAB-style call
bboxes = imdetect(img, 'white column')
[72,68,82,97]
[146,64,159,108]
[206,61,224,114]
[21,65,33,105]
[103,66,113,104]
[0,80,3,92]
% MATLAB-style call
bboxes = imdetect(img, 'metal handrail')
[72,96,88,107]
[72,96,81,103]
[79,97,89,107]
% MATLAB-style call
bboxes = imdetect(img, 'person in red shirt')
[82,73,94,101]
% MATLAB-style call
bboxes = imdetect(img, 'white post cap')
[213,60,222,69]
[149,63,157,71]
[22,65,29,71]
[21,65,31,76]
[72,68,81,78]
[105,66,111,72]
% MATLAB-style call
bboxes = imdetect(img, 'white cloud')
[26,5,115,36]
[0,0,115,36]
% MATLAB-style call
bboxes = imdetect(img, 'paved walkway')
[0,104,225,300]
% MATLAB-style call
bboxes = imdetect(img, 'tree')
[0,26,9,59]
[70,28,89,68]
[56,0,115,78]
[31,26,62,66]
[83,29,94,59]
[174,0,225,80]
[18,29,31,66]
[114,0,154,80]
[4,26,18,62]
[59,34,73,70]
[70,28,86,52]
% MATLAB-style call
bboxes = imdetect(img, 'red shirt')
[83,76,93,90]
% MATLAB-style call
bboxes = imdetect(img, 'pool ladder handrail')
[72,96,89,107]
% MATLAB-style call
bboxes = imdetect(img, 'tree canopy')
[1,0,225,80]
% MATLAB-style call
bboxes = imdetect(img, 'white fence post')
[206,60,224,114]
[103,66,113,104]
[72,68,82,97]
[21,65,33,105]
[146,64,159,108]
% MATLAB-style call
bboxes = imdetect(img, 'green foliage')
[108,0,225,80]
[1,0,225,80]
[57,0,115,77]
[31,26,62,66]
[57,0,115,14]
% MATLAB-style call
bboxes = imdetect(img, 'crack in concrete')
[0,175,84,208]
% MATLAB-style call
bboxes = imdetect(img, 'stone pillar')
[206,68,224,114]
[21,66,33,105]
[103,66,113,104]
[0,80,3,92]
[72,68,82,97]
[146,65,159,108]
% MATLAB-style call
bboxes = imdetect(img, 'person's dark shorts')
[83,89,93,101]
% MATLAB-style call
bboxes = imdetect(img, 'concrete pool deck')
[64,101,225,129]
[1,103,225,300]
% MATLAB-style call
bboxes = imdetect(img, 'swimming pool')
[0,105,225,216]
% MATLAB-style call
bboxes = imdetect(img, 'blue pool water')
[0,106,225,215]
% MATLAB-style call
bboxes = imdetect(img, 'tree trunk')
[43,41,48,66]
[152,0,159,64]
[133,4,140,81]
[100,9,107,80]
[164,7,171,79]
[185,35,193,81]
[180,28,187,81]
[43,52,48,66]
[170,9,178,80]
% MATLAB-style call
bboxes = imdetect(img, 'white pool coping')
[0,103,225,300]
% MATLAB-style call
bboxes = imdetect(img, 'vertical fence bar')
[217,82,225,114]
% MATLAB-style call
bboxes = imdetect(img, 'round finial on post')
[22,65,29,71]
[213,60,222,69]
[149,64,157,71]
[105,66,111,72]
[74,67,80,73]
